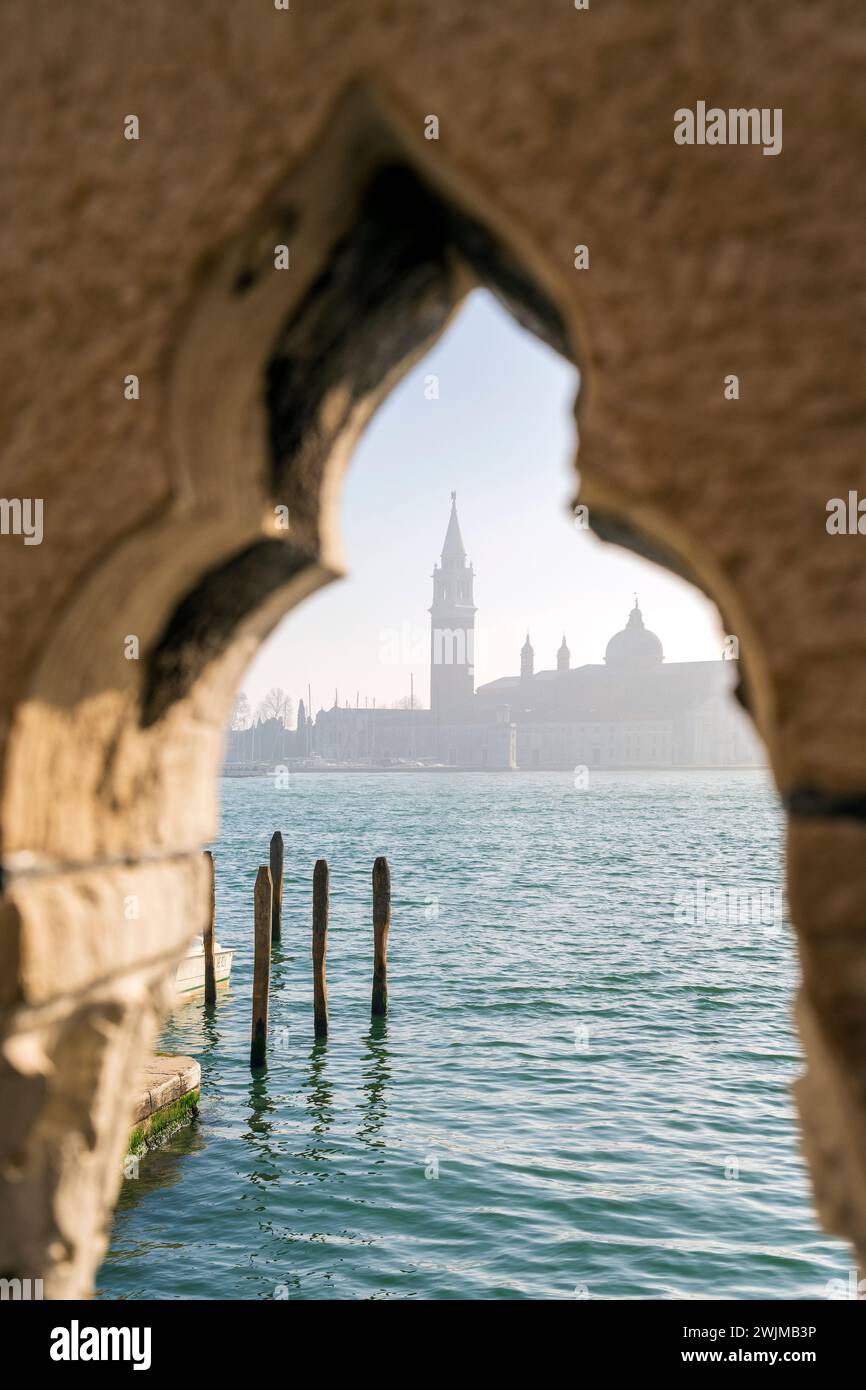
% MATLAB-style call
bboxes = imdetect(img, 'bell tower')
[430,493,476,720]
[521,633,534,681]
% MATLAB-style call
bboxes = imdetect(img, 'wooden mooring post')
[312,859,329,1038]
[371,855,391,1016]
[250,865,273,1068]
[270,830,284,943]
[203,849,217,1007]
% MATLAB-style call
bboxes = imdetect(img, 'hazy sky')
[241,290,726,719]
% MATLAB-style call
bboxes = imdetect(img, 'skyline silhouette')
[241,291,728,715]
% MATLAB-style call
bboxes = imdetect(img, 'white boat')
[174,935,233,994]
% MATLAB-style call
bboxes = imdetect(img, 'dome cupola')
[604,600,663,667]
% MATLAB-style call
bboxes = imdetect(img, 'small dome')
[604,602,663,667]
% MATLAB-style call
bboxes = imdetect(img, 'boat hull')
[174,948,233,994]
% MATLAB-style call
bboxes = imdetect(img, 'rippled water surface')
[98,770,848,1299]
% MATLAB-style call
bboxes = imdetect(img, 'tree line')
[231,687,294,730]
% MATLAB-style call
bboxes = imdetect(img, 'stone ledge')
[130,1055,200,1126]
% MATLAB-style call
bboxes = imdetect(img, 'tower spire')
[429,493,476,720]
[441,491,466,563]
[521,632,534,681]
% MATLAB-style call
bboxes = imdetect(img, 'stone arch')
[2,82,601,1301]
[1,8,864,1299]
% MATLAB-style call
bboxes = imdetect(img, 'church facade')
[303,497,764,771]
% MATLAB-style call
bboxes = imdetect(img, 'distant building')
[225,496,764,770]
[473,593,761,769]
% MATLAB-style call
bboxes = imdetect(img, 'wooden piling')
[312,859,329,1038]
[269,831,284,943]
[371,855,391,1016]
[250,865,273,1068]
[203,850,217,1007]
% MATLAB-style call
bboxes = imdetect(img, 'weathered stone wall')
[1,1,865,1295]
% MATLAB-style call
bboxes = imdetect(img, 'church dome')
[604,602,663,667]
